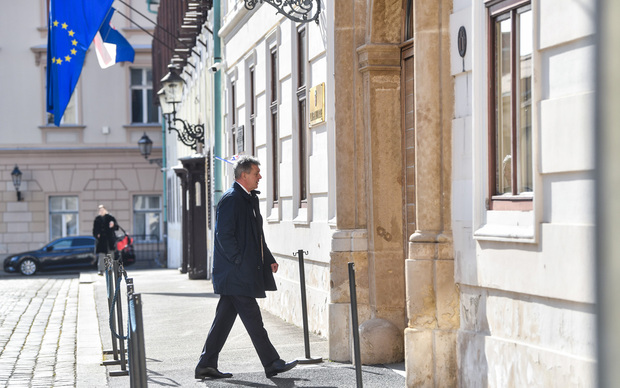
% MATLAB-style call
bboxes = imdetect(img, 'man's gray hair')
[233,155,261,179]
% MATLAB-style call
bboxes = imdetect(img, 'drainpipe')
[213,0,224,204]
[162,119,168,267]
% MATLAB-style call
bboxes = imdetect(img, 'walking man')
[92,205,118,275]
[195,155,298,380]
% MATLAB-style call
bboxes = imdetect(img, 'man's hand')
[271,262,279,273]
[109,221,114,228]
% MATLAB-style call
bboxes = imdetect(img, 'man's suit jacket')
[212,182,277,298]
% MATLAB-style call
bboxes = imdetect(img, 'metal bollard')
[128,294,148,387]
[127,287,147,388]
[103,253,119,359]
[348,262,363,388]
[293,249,322,364]
[108,258,129,376]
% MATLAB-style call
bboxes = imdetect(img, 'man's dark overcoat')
[212,182,277,298]
[92,213,119,254]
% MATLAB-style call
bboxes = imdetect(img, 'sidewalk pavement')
[78,267,406,387]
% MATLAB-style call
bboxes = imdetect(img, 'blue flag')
[46,0,114,126]
[94,8,135,68]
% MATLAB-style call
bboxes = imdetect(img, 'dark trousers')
[197,294,280,369]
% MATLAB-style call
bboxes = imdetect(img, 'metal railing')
[102,256,147,387]
[131,234,165,268]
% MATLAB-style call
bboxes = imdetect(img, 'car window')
[50,240,72,250]
[72,238,94,247]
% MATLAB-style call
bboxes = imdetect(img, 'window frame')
[249,65,256,156]
[44,63,80,125]
[296,25,308,208]
[230,80,238,154]
[487,0,533,211]
[49,195,79,240]
[130,67,159,124]
[269,45,280,208]
[132,194,163,241]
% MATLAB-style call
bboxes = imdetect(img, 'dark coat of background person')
[212,182,277,299]
[93,213,119,254]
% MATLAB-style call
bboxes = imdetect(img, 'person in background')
[92,204,118,276]
[195,155,298,380]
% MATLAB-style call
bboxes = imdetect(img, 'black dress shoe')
[265,359,298,378]
[195,366,233,379]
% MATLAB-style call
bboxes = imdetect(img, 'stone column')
[404,0,458,386]
[356,42,405,364]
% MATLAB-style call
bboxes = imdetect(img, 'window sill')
[293,206,309,226]
[474,209,536,243]
[39,125,86,143]
[474,223,535,242]
[122,123,161,129]
[267,204,280,223]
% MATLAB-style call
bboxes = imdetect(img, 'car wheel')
[19,258,38,276]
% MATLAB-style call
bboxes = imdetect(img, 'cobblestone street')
[0,275,79,387]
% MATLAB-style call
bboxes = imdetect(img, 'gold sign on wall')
[309,83,325,127]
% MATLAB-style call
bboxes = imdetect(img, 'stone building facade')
[451,0,596,386]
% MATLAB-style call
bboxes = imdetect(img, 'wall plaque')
[309,83,325,127]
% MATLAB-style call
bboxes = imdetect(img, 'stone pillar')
[356,43,405,364]
[404,0,457,386]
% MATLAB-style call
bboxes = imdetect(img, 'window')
[133,195,162,241]
[404,0,413,41]
[49,196,78,240]
[72,237,93,247]
[249,66,256,155]
[131,68,159,124]
[230,81,241,154]
[46,76,79,125]
[296,27,308,206]
[50,239,72,250]
[488,0,532,210]
[269,46,280,206]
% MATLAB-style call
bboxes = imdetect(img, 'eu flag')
[46,0,114,126]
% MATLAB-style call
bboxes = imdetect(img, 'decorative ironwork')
[244,0,321,24]
[166,114,205,152]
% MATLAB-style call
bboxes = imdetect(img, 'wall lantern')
[244,0,321,24]
[138,133,163,167]
[159,66,205,153]
[11,165,23,201]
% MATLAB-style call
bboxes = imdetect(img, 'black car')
[3,235,135,276]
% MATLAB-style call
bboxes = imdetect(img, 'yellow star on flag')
[65,55,72,62]
[62,23,68,29]
[68,30,75,37]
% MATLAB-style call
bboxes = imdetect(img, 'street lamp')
[159,66,204,153]
[244,0,321,24]
[138,133,163,167]
[11,165,23,201]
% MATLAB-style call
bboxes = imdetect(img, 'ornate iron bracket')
[165,115,205,152]
[244,0,321,24]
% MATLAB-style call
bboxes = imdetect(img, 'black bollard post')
[294,250,322,364]
[128,293,148,388]
[103,253,119,359]
[348,262,363,388]
[109,259,129,376]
